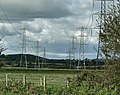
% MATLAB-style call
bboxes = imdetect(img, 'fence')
[0,73,76,90]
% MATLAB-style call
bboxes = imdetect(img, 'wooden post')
[40,78,43,86]
[66,80,69,88]
[66,77,71,88]
[5,74,8,87]
[43,75,46,91]
[23,75,26,85]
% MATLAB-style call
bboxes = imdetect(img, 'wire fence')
[0,73,77,88]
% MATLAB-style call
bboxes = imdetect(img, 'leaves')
[100,1,120,64]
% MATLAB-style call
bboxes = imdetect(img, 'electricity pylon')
[71,36,76,67]
[93,0,114,62]
[20,28,27,68]
[43,47,46,63]
[41,47,46,68]
[35,40,40,68]
[67,40,72,69]
[77,27,87,70]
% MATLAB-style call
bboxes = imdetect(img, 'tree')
[0,60,4,68]
[100,1,120,65]
[0,36,6,68]
[99,2,120,93]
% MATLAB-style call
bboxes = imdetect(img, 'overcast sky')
[0,0,114,59]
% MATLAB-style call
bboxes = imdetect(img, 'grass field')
[0,72,77,87]
[0,67,119,94]
[0,67,79,87]
[0,67,104,87]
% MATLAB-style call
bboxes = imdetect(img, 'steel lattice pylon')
[20,28,27,68]
[35,40,40,68]
[93,0,114,61]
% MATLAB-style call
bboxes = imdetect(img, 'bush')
[58,72,119,95]
[0,60,4,68]
[0,71,119,94]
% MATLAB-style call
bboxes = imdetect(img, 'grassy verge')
[0,67,105,74]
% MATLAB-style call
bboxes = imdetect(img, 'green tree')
[0,36,6,68]
[0,60,4,68]
[100,1,120,65]
[99,2,120,94]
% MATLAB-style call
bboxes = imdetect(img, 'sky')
[0,0,115,59]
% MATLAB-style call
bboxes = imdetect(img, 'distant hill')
[0,54,44,65]
[0,54,72,68]
[0,54,69,68]
[0,54,104,69]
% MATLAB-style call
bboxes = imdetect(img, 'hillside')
[0,54,43,65]
[0,54,68,68]
[0,54,104,69]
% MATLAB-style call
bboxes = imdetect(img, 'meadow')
[0,67,119,95]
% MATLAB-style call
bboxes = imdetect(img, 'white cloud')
[0,0,100,59]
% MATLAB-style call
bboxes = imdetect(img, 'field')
[0,67,119,95]
[0,67,86,87]
[0,71,77,87]
[0,68,104,87]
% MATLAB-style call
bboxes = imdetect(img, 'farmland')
[0,67,119,95]
[0,68,79,87]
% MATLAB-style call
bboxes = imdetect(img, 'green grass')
[0,73,76,87]
[0,67,78,87]
[0,67,105,73]
[0,67,105,87]
[0,67,119,95]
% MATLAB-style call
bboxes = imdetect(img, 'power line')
[0,28,20,53]
[0,4,22,35]
[0,4,31,56]
[0,17,21,44]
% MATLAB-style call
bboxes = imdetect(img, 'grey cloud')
[0,0,100,59]
[0,0,73,19]
[0,25,18,36]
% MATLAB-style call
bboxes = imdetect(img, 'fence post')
[66,77,71,88]
[66,80,69,88]
[5,74,8,87]
[43,75,46,91]
[40,78,43,86]
[23,74,26,85]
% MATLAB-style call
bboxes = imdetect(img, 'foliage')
[58,71,120,95]
[100,1,120,64]
[0,71,119,95]
[0,60,4,68]
[0,80,62,95]
[99,3,120,89]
